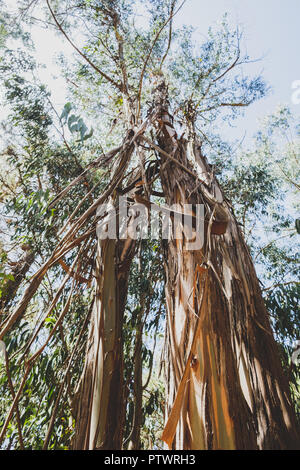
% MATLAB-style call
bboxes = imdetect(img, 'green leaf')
[60,102,72,122]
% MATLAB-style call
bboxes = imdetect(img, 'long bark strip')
[154,79,299,450]
[72,235,135,450]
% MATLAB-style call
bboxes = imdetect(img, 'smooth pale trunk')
[72,237,134,449]
[72,96,137,450]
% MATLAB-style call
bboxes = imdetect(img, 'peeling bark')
[154,80,299,450]
[72,236,135,450]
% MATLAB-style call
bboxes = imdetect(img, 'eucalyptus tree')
[0,0,299,450]
[222,106,300,423]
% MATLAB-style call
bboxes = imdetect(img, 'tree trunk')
[71,91,137,450]
[72,236,135,449]
[127,295,144,450]
[154,80,299,450]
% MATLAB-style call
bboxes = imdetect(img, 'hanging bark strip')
[153,78,299,450]
[72,232,136,450]
[70,91,157,450]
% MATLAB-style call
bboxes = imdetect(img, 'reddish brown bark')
[153,79,299,450]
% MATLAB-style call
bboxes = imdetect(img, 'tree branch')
[160,0,176,68]
[136,0,187,119]
[46,0,123,91]
[262,280,299,292]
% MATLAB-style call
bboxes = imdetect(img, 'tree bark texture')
[72,236,135,450]
[153,80,299,450]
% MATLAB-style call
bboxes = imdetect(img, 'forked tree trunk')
[72,236,135,449]
[154,80,299,450]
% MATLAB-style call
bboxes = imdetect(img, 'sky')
[175,0,300,141]
[5,0,300,144]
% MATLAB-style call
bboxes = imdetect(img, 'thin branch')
[0,364,31,447]
[46,0,123,91]
[4,351,25,449]
[48,145,121,209]
[42,298,93,449]
[142,135,203,181]
[112,13,129,96]
[262,280,299,293]
[212,35,241,83]
[276,163,300,191]
[199,101,251,114]
[160,0,176,68]
[136,0,187,119]
[254,233,294,262]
